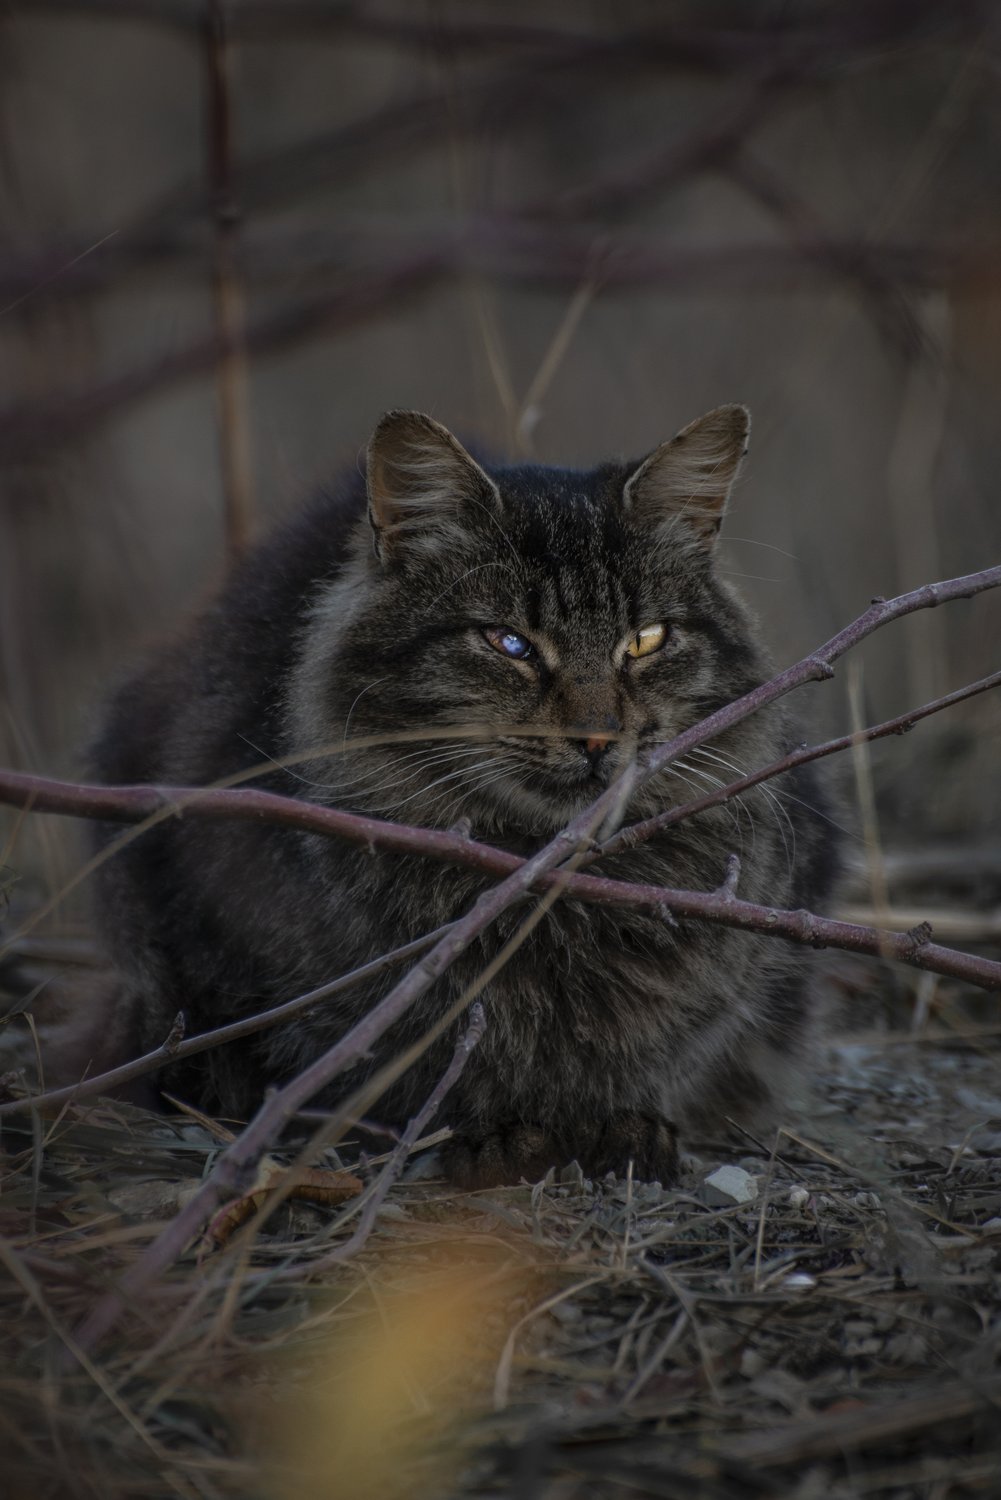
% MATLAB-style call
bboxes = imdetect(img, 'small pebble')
[788,1186,810,1210]
[375,1203,410,1222]
[701,1164,758,1207]
[549,1302,583,1326]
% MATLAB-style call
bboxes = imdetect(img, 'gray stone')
[701,1164,759,1206]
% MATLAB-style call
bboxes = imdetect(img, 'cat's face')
[293,408,769,833]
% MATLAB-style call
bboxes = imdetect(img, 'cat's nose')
[581,736,612,773]
[572,718,620,772]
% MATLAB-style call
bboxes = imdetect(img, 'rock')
[740,1348,767,1378]
[701,1164,758,1207]
[782,1272,817,1291]
[558,1160,586,1188]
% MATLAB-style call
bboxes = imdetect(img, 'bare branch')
[603,667,1001,856]
[0,926,451,1120]
[205,0,255,558]
[4,225,991,310]
[2,222,993,459]
[2,566,996,874]
[2,573,1000,1072]
[66,771,632,1356]
[262,1001,487,1280]
[632,570,1001,798]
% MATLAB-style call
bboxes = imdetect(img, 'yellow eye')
[625,623,667,659]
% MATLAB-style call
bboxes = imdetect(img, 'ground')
[2,933,1000,1500]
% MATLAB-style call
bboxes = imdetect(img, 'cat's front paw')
[580,1112,679,1184]
[441,1112,679,1189]
[442,1122,559,1189]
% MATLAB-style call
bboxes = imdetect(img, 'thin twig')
[2,784,999,999]
[633,568,1001,795]
[0,926,451,1120]
[722,1374,1001,1468]
[263,1001,487,1279]
[7,855,1001,1133]
[603,666,1001,856]
[1,587,998,888]
[2,575,1000,1049]
[66,769,633,1357]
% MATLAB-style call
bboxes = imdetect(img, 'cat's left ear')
[623,404,750,550]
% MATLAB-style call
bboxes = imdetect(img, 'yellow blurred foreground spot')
[263,1241,537,1500]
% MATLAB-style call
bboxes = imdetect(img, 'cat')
[89,405,836,1187]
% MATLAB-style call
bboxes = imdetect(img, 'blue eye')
[484,626,535,661]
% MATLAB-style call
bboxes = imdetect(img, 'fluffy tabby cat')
[90,406,835,1186]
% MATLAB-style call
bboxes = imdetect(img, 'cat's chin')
[461,771,614,838]
[469,767,697,840]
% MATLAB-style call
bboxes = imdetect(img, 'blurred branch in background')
[5,232,998,459]
[0,3,995,448]
[1,0,1000,889]
[204,0,255,555]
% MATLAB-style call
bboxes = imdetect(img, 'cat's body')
[91,408,835,1185]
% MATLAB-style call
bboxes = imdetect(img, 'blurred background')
[2,0,1001,898]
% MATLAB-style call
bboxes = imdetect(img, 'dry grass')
[2,938,1000,1500]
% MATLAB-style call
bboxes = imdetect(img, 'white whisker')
[420,762,524,829]
[366,753,517,818]
[325,744,489,801]
[293,747,475,797]
[342,678,390,744]
[691,745,795,878]
[674,759,747,848]
[237,728,483,795]
[721,536,799,560]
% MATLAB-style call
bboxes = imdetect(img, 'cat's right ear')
[366,410,501,563]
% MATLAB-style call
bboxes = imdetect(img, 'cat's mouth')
[512,756,619,805]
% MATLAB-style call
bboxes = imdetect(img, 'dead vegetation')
[2,947,1001,1500]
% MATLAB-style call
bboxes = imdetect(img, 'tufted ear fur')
[366,410,501,562]
[622,404,750,549]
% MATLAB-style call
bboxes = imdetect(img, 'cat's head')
[292,407,771,833]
